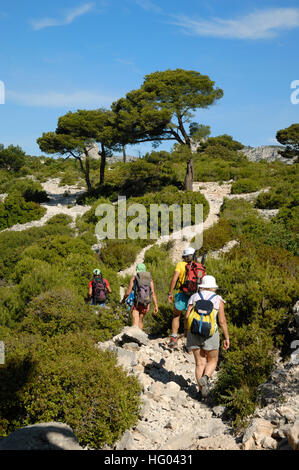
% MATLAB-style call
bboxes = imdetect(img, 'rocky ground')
[97,325,299,451]
[3,178,91,233]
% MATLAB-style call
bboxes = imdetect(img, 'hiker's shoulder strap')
[198,292,204,300]
[208,293,217,301]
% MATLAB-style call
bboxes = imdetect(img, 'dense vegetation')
[0,119,298,445]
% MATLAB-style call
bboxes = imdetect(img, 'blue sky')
[0,0,298,157]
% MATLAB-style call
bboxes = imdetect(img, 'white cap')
[183,247,195,257]
[200,275,218,289]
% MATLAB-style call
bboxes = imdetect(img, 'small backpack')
[92,277,107,303]
[134,272,152,306]
[180,261,206,295]
[187,292,217,338]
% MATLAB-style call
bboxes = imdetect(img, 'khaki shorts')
[186,330,220,351]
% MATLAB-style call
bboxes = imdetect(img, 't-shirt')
[174,261,187,290]
[188,290,225,332]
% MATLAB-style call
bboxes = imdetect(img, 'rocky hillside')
[241,145,295,164]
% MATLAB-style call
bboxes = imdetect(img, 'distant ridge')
[241,145,295,164]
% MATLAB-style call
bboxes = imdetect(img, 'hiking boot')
[168,336,179,348]
[199,375,210,397]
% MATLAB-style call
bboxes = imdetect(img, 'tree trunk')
[184,158,194,191]
[84,156,92,192]
[122,144,126,163]
[100,144,106,185]
[76,156,92,192]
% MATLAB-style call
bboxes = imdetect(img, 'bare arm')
[107,284,112,294]
[218,300,229,350]
[184,304,193,336]
[168,271,180,303]
[88,284,92,300]
[151,280,158,315]
[121,277,135,303]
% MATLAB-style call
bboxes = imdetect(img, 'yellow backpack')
[187,293,217,338]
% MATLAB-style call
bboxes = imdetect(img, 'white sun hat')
[200,275,218,289]
[183,247,195,257]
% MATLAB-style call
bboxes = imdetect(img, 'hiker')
[88,268,112,309]
[184,275,230,399]
[167,247,206,348]
[121,263,158,330]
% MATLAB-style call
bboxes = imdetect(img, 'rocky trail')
[97,325,299,451]
[98,327,241,451]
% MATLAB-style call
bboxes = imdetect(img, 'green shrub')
[255,184,299,209]
[21,235,92,265]
[0,223,74,281]
[18,288,125,341]
[0,287,22,328]
[45,214,73,226]
[100,239,144,272]
[198,218,232,255]
[0,332,141,447]
[231,178,260,194]
[0,195,46,230]
[213,323,274,429]
[19,288,94,337]
[105,157,181,197]
[17,263,66,309]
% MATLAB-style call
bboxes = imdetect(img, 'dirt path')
[118,181,232,280]
[2,178,91,233]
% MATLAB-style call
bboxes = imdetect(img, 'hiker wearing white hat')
[184,275,230,399]
[167,247,206,348]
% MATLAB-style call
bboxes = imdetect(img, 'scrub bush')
[0,332,141,448]
[231,178,260,194]
[0,195,46,230]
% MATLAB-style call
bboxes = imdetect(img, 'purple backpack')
[134,272,152,306]
[92,277,107,303]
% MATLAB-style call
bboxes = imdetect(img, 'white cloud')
[133,0,162,14]
[31,3,95,30]
[171,8,299,40]
[7,90,114,108]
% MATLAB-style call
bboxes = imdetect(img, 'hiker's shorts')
[174,292,190,312]
[186,330,220,351]
[133,303,150,315]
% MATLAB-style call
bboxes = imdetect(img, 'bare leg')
[204,349,219,378]
[171,308,181,335]
[131,308,140,328]
[138,313,145,330]
[192,348,207,390]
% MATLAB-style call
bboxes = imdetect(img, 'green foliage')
[255,183,299,209]
[231,178,260,194]
[0,332,141,447]
[0,145,27,172]
[198,218,232,255]
[276,123,299,161]
[0,194,46,230]
[100,239,145,272]
[3,178,49,203]
[18,288,124,342]
[214,323,274,429]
